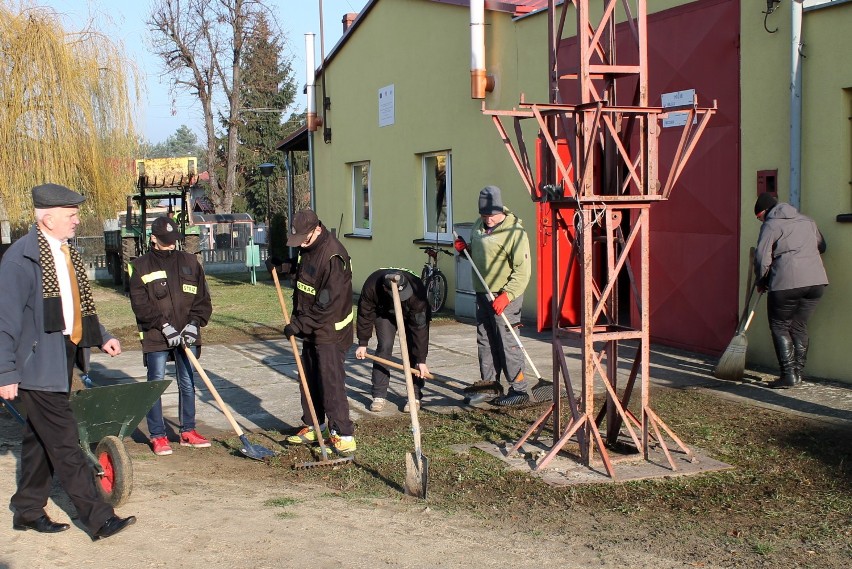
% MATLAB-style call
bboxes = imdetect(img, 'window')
[422,151,451,241]
[351,162,371,235]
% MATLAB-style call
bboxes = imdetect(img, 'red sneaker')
[180,429,211,448]
[151,436,172,456]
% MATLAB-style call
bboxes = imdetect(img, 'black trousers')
[10,337,114,533]
[767,285,825,346]
[370,316,424,400]
[300,340,354,437]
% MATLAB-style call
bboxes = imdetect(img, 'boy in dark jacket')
[129,216,213,455]
[354,269,431,412]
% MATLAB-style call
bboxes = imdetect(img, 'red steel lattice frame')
[483,0,715,476]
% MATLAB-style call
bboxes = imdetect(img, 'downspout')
[789,0,804,209]
[305,33,319,210]
[470,0,494,99]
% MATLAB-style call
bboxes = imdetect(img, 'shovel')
[271,270,352,468]
[182,344,275,461]
[389,274,429,498]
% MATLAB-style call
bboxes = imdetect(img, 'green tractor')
[104,174,203,290]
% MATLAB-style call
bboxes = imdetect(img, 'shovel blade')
[404,452,429,499]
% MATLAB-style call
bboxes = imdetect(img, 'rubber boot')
[769,333,797,389]
[792,337,809,385]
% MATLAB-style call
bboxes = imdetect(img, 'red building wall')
[541,0,740,354]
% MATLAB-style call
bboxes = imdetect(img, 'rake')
[271,270,353,469]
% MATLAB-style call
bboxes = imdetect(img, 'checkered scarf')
[38,229,103,347]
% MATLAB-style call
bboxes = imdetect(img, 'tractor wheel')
[121,237,137,292]
[93,436,133,507]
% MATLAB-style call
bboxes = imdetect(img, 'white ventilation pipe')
[305,33,321,132]
[305,33,317,209]
[789,0,804,209]
[470,0,494,99]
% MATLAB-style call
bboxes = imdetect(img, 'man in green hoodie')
[454,185,534,406]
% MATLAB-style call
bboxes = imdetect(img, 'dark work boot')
[792,337,809,385]
[769,333,797,389]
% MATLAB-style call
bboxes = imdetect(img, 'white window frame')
[351,161,372,236]
[421,151,452,242]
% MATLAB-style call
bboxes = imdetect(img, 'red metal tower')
[483,0,716,476]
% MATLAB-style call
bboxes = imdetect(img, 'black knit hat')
[754,193,777,216]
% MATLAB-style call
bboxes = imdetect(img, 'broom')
[713,282,762,382]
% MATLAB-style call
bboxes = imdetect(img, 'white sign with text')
[661,88,696,128]
[378,84,395,127]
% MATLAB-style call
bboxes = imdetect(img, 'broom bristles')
[713,332,748,381]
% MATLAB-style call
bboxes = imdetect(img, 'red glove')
[492,292,510,315]
[454,237,468,253]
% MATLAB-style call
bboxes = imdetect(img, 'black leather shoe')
[91,515,136,541]
[13,515,71,533]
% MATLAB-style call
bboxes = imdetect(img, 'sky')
[36,0,369,144]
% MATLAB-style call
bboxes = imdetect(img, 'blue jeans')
[145,347,199,439]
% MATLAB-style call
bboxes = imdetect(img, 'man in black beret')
[0,183,136,540]
[754,192,828,389]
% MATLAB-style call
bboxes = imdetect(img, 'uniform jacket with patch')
[288,224,353,346]
[129,249,212,353]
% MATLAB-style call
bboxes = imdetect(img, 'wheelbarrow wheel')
[94,435,133,507]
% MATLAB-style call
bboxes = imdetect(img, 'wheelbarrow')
[2,380,171,508]
[68,381,171,507]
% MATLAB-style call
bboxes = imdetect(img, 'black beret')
[32,183,85,209]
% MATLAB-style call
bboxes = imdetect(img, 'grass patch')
[90,272,851,567]
[266,391,851,569]
[264,497,300,508]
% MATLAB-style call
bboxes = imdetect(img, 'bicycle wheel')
[425,271,448,313]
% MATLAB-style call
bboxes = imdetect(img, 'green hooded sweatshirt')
[470,209,531,300]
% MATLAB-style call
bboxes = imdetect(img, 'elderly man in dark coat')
[0,183,136,540]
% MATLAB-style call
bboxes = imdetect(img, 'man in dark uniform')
[354,269,431,412]
[0,183,135,540]
[129,216,213,455]
[268,209,356,455]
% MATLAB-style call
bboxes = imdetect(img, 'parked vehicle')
[103,174,202,290]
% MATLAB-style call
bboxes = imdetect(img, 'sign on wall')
[661,88,696,128]
[378,84,395,127]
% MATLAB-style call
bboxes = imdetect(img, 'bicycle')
[419,245,453,313]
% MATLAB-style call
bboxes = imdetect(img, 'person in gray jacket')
[0,184,136,540]
[753,192,828,389]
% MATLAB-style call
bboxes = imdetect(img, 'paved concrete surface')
[85,320,851,479]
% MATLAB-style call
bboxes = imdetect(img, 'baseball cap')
[287,209,320,246]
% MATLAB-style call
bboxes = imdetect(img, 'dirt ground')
[0,414,728,569]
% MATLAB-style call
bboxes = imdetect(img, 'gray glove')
[162,323,181,348]
[181,321,200,346]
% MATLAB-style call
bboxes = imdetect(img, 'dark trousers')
[10,337,114,533]
[300,341,354,437]
[475,293,526,391]
[371,316,424,400]
[767,285,825,342]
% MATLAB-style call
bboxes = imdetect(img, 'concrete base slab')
[453,438,732,486]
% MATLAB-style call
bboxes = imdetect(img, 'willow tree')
[0,4,139,238]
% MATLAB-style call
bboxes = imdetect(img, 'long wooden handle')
[390,275,423,459]
[271,270,329,456]
[183,345,244,437]
[363,353,434,380]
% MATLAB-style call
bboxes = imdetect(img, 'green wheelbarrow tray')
[69,380,171,507]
